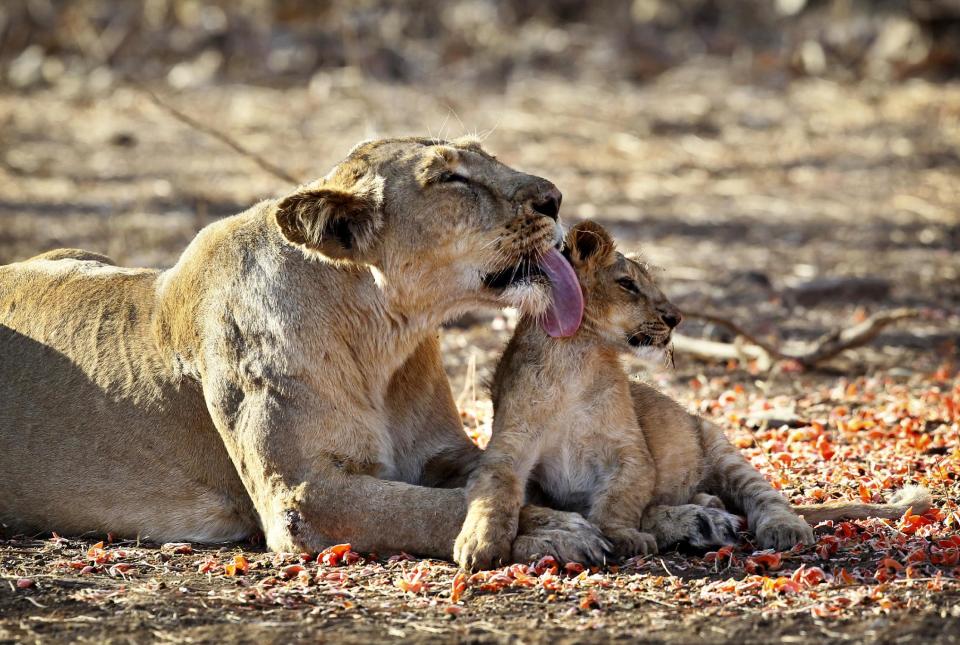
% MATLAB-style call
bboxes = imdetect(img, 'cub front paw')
[604,527,658,559]
[756,514,814,551]
[454,512,516,571]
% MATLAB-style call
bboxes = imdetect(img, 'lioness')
[0,137,607,562]
[455,222,931,569]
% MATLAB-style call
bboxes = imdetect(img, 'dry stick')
[797,308,921,366]
[136,85,303,186]
[674,308,922,369]
[671,334,774,369]
[680,312,787,363]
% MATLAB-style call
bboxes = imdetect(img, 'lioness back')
[0,247,255,541]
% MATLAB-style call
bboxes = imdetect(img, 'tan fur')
[0,137,608,561]
[455,222,677,569]
[457,222,932,565]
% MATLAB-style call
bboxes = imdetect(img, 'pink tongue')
[538,247,584,338]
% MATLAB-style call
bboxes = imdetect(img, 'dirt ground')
[1,65,959,643]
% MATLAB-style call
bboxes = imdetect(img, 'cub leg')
[454,423,539,571]
[424,440,610,566]
[700,420,814,550]
[588,440,658,558]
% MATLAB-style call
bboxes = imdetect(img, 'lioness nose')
[518,180,562,220]
[533,188,563,219]
[659,307,682,329]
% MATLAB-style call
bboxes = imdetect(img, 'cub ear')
[275,173,384,262]
[565,221,615,268]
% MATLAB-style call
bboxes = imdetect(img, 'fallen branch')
[674,308,922,370]
[671,334,774,369]
[682,312,786,361]
[797,308,922,366]
[136,85,303,186]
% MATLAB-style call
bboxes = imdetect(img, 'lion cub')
[454,222,672,570]
[454,222,932,570]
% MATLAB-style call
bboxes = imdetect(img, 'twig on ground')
[674,308,923,370]
[659,558,678,579]
[135,85,303,186]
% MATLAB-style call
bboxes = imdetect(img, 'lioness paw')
[513,507,610,565]
[604,527,657,559]
[756,515,814,551]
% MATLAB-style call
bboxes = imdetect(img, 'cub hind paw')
[756,515,814,550]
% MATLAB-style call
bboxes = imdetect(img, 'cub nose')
[659,307,682,329]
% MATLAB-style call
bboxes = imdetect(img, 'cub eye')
[617,277,640,294]
[439,171,469,184]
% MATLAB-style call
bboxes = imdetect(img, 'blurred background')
[1,0,958,382]
[5,1,960,87]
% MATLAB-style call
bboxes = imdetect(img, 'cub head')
[563,221,682,363]
[275,136,577,325]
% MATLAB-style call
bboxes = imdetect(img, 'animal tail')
[791,485,932,525]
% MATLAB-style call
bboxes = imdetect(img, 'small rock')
[167,49,223,89]
[730,270,774,291]
[109,132,138,147]
[8,45,45,88]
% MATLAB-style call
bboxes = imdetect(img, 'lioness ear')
[275,173,384,262]
[565,221,615,268]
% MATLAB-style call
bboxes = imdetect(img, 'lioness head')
[274,136,581,328]
[563,221,682,363]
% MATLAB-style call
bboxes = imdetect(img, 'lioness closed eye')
[455,222,932,570]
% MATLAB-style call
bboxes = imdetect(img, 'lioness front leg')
[202,359,478,556]
[588,441,658,559]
